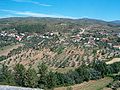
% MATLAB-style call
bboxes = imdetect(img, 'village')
[0,27,120,50]
[0,26,120,69]
[1,0,120,89]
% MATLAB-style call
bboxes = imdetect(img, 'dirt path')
[106,58,120,64]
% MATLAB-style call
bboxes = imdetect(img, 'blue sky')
[0,0,120,21]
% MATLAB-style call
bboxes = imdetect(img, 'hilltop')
[110,20,120,26]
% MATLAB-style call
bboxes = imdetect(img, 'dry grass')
[102,88,112,90]
[50,67,76,73]
[106,58,120,64]
[54,77,113,90]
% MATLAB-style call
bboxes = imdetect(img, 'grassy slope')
[54,77,113,90]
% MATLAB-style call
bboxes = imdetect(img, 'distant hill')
[0,17,120,90]
[0,17,120,33]
[110,20,120,24]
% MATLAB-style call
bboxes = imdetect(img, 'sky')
[0,0,120,21]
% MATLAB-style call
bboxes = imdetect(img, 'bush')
[0,56,7,61]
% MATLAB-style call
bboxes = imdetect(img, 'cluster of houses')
[69,29,120,49]
[0,30,60,42]
[1,28,120,50]
[71,33,108,43]
[39,32,60,39]
[0,31,24,41]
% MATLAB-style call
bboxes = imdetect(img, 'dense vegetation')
[1,17,120,33]
[14,24,47,33]
[106,74,120,90]
[0,56,7,61]
[0,60,120,89]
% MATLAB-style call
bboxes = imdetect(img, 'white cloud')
[12,0,52,7]
[1,9,76,19]
[0,15,15,18]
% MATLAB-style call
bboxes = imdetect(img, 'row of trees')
[0,60,120,89]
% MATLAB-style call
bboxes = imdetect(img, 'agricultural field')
[0,17,120,69]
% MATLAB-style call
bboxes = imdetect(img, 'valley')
[0,17,120,90]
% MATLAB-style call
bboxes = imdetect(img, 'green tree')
[110,62,120,73]
[88,68,101,80]
[55,72,65,86]
[24,68,38,88]
[67,71,81,84]
[75,64,90,82]
[63,74,74,85]
[37,63,48,89]
[0,64,15,85]
[46,71,57,89]
[92,60,107,77]
[14,64,26,86]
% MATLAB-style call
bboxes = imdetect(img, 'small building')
[16,36,23,41]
